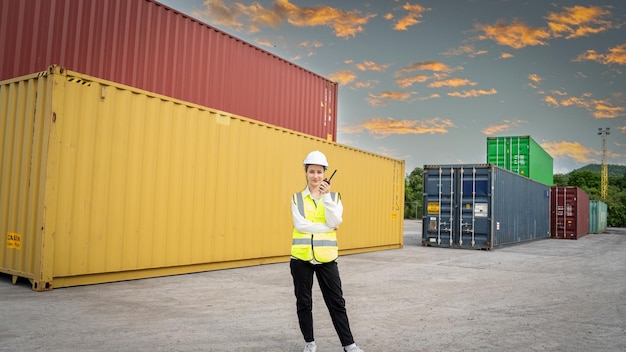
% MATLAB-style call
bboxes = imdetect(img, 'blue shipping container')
[422,164,551,250]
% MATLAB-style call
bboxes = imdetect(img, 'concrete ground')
[1,220,625,352]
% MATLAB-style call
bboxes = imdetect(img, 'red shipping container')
[550,186,590,240]
[0,0,338,141]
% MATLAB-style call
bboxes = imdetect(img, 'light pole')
[598,128,610,200]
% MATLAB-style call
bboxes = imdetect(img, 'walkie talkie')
[323,169,337,185]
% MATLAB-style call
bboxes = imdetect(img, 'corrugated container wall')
[0,0,338,141]
[0,66,404,291]
[589,200,608,234]
[486,136,554,186]
[422,164,550,250]
[550,187,590,240]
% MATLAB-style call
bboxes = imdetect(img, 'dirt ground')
[1,220,625,352]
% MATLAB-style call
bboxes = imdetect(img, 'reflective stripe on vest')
[291,191,339,263]
[292,238,312,245]
[291,238,337,247]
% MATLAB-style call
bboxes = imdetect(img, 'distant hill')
[571,164,626,177]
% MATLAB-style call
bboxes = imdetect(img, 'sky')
[157,0,626,174]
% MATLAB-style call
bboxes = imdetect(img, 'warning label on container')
[427,202,440,214]
[7,232,21,250]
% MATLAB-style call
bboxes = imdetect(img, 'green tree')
[567,169,600,192]
[606,172,626,227]
[613,171,626,189]
[553,173,567,186]
[568,170,626,227]
[404,167,423,219]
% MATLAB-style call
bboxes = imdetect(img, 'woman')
[290,150,364,352]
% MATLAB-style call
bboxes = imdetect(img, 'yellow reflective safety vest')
[291,191,340,263]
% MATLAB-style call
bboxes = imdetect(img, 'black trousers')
[290,258,355,346]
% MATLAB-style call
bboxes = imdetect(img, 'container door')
[551,187,577,239]
[423,167,455,247]
[513,137,530,178]
[589,200,598,234]
[423,166,492,249]
[459,166,491,249]
[487,136,530,177]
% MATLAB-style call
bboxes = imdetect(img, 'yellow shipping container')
[1,66,404,291]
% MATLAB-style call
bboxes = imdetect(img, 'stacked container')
[0,66,404,290]
[422,164,550,250]
[486,136,554,186]
[589,200,608,234]
[0,0,338,141]
[550,187,590,239]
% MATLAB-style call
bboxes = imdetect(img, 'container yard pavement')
[1,221,625,352]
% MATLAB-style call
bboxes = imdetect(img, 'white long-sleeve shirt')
[291,187,343,234]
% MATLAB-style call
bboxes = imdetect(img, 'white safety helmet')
[303,150,328,168]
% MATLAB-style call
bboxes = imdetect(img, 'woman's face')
[306,164,325,188]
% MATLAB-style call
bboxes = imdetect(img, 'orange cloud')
[574,44,626,65]
[441,45,488,58]
[366,91,413,106]
[299,40,323,48]
[192,0,247,31]
[395,74,431,88]
[342,117,455,138]
[526,74,543,89]
[499,52,514,59]
[378,91,412,100]
[544,91,625,119]
[543,95,559,107]
[254,38,276,48]
[476,19,551,49]
[560,95,592,108]
[418,93,441,101]
[328,69,357,86]
[542,141,595,163]
[354,80,379,89]
[447,89,497,98]
[193,0,376,38]
[428,78,477,88]
[355,60,390,72]
[397,61,454,74]
[528,74,542,84]
[475,5,617,49]
[481,119,526,135]
[285,1,376,38]
[395,62,491,97]
[593,103,625,119]
[546,5,614,39]
[394,61,457,88]
[392,3,430,31]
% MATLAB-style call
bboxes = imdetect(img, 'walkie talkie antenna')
[328,169,337,181]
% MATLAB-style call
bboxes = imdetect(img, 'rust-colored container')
[550,187,590,240]
[0,0,338,141]
[0,66,403,291]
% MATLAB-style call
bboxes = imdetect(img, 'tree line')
[404,166,626,227]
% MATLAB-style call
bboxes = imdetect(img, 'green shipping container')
[486,136,554,186]
[589,200,608,234]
